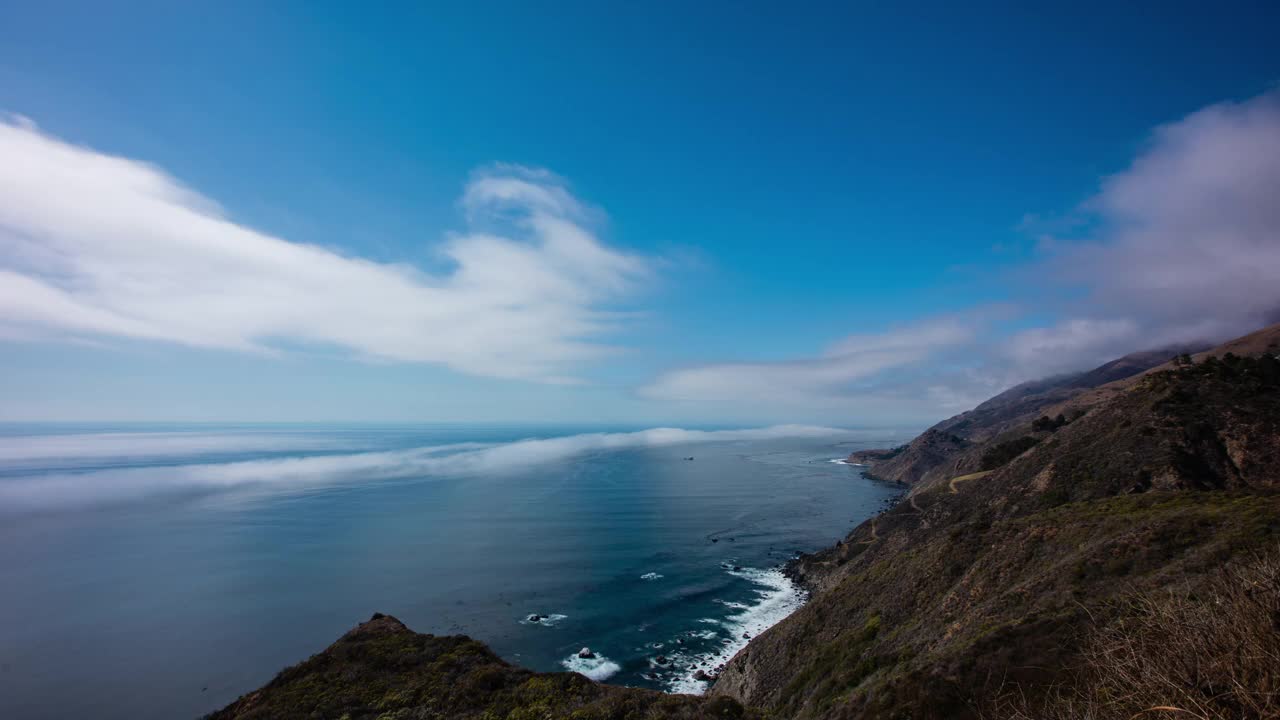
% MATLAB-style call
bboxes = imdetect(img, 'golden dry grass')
[989,548,1280,720]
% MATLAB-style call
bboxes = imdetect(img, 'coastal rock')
[207,614,754,719]
[577,647,594,659]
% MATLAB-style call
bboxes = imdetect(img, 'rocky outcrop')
[206,613,753,720]
[846,428,969,484]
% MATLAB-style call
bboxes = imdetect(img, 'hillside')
[846,343,1207,486]
[712,324,1280,719]
[209,325,1280,720]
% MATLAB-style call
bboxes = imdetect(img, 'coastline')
[666,566,808,694]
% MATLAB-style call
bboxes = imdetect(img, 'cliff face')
[210,326,1280,720]
[712,325,1280,719]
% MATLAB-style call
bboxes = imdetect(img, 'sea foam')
[561,652,621,681]
[665,566,806,695]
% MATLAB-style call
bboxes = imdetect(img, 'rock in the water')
[742,631,751,639]
[655,654,668,665]
[527,614,543,622]
[693,669,715,682]
[578,647,594,659]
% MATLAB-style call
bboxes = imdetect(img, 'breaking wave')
[665,567,806,695]
[561,652,621,681]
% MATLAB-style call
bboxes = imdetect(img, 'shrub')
[981,436,1041,471]
[990,548,1280,720]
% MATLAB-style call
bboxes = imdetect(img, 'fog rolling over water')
[0,424,910,719]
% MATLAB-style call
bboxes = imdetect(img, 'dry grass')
[990,548,1280,720]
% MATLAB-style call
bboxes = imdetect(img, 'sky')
[1,1,1278,426]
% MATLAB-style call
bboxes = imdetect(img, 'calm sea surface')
[0,423,910,719]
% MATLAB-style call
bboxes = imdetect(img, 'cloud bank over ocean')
[0,425,849,512]
[0,431,357,464]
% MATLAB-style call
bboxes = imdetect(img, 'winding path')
[855,519,879,545]
[948,470,993,494]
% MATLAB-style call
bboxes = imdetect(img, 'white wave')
[828,458,860,465]
[665,567,806,695]
[519,613,567,627]
[0,425,848,512]
[560,652,621,681]
[640,572,664,580]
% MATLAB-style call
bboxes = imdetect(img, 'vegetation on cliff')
[205,614,752,720]
[712,324,1280,719]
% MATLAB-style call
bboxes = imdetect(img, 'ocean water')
[0,423,910,719]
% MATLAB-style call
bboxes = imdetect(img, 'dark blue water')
[0,424,909,719]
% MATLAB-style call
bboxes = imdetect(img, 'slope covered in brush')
[846,344,1205,486]
[713,325,1280,719]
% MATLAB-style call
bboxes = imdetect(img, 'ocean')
[0,423,911,719]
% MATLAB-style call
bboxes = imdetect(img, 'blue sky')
[1,1,1279,425]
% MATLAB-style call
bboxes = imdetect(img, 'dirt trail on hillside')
[948,470,993,494]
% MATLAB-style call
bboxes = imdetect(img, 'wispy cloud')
[640,318,979,411]
[0,120,647,382]
[638,90,1280,422]
[0,425,849,512]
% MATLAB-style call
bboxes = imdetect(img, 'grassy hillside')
[845,344,1206,486]
[712,326,1280,719]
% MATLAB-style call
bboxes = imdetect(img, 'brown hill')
[847,344,1207,485]
[712,323,1280,719]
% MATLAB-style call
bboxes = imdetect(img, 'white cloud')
[639,318,979,411]
[638,90,1280,423]
[1038,90,1280,348]
[1001,318,1140,376]
[0,118,647,382]
[0,425,849,511]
